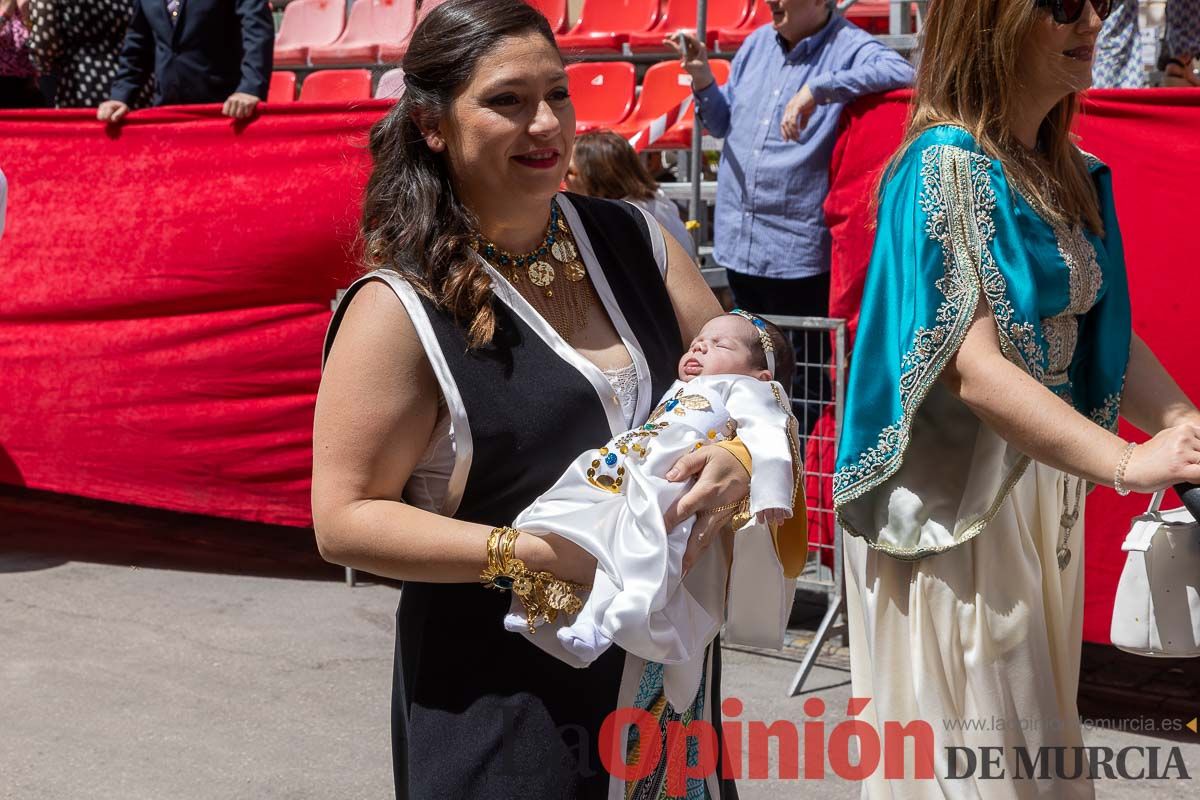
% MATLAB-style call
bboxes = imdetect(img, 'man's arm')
[806,38,914,106]
[108,0,155,106]
[665,31,741,139]
[234,0,274,99]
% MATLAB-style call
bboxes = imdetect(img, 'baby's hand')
[756,508,790,526]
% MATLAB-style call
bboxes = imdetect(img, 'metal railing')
[761,314,847,697]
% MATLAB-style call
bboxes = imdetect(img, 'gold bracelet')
[701,496,749,516]
[480,526,589,634]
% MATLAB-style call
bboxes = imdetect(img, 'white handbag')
[1109,491,1200,658]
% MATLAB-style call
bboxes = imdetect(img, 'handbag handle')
[1176,482,1200,522]
[1146,483,1200,521]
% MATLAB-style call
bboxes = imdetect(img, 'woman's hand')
[1122,422,1200,494]
[664,445,751,574]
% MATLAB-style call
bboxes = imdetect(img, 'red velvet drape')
[0,103,388,526]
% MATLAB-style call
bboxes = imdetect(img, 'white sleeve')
[723,377,799,516]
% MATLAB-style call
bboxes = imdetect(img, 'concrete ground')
[1,486,1197,799]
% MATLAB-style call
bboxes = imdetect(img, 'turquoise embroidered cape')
[834,125,1131,559]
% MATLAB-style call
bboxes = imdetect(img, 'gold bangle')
[701,496,749,516]
[480,526,589,634]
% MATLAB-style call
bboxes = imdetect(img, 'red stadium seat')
[657,59,733,148]
[556,0,660,53]
[309,0,417,65]
[566,62,635,132]
[844,0,893,34]
[273,0,346,67]
[526,0,568,33]
[415,0,450,22]
[375,67,406,99]
[611,59,730,143]
[715,0,771,51]
[298,69,374,101]
[267,70,297,102]
[626,0,750,51]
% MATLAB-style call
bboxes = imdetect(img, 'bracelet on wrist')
[1113,441,1137,497]
[480,526,588,634]
[700,496,747,516]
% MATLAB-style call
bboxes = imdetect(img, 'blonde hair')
[890,0,1103,234]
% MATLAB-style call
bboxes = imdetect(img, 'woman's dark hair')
[571,130,658,202]
[360,0,558,347]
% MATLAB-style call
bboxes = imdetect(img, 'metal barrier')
[761,314,848,697]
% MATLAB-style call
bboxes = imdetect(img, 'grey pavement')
[1,487,1198,799]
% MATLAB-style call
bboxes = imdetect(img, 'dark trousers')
[726,268,832,436]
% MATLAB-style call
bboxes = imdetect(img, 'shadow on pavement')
[0,483,360,583]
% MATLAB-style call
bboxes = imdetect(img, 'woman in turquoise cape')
[835,1,1200,798]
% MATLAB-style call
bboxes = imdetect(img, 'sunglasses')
[1035,0,1113,25]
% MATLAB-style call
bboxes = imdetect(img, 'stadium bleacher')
[527,0,569,34]
[555,0,661,53]
[613,59,731,146]
[273,0,347,67]
[308,0,418,65]
[268,70,298,103]
[268,0,914,145]
[714,0,771,52]
[567,62,637,131]
[298,68,374,101]
[374,67,407,99]
[626,0,751,51]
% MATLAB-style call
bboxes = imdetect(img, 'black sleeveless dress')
[325,194,737,799]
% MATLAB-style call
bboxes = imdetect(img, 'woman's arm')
[943,302,1200,493]
[1120,333,1200,435]
[311,280,595,584]
[660,220,722,341]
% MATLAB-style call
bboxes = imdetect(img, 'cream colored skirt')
[845,462,1094,799]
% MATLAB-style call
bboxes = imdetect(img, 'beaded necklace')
[471,201,592,343]
[470,201,585,298]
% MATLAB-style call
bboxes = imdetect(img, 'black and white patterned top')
[27,0,150,108]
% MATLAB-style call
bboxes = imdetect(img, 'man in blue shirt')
[669,0,913,429]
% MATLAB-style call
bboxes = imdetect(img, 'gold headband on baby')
[727,308,775,378]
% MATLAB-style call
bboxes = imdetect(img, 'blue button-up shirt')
[695,15,914,279]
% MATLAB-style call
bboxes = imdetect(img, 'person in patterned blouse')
[25,0,145,108]
[0,0,44,107]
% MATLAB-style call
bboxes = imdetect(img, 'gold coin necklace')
[471,202,590,342]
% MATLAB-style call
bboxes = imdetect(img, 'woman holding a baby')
[311,1,803,797]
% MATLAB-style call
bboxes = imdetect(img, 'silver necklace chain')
[1056,475,1085,571]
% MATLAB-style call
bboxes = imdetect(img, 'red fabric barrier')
[0,103,390,527]
[2,96,1196,642]
[818,89,1200,642]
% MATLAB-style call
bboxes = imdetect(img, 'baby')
[504,310,798,703]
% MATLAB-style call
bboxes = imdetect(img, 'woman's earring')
[425,132,446,153]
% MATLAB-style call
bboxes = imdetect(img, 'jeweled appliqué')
[1042,221,1104,393]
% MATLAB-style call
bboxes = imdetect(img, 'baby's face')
[677,315,770,382]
